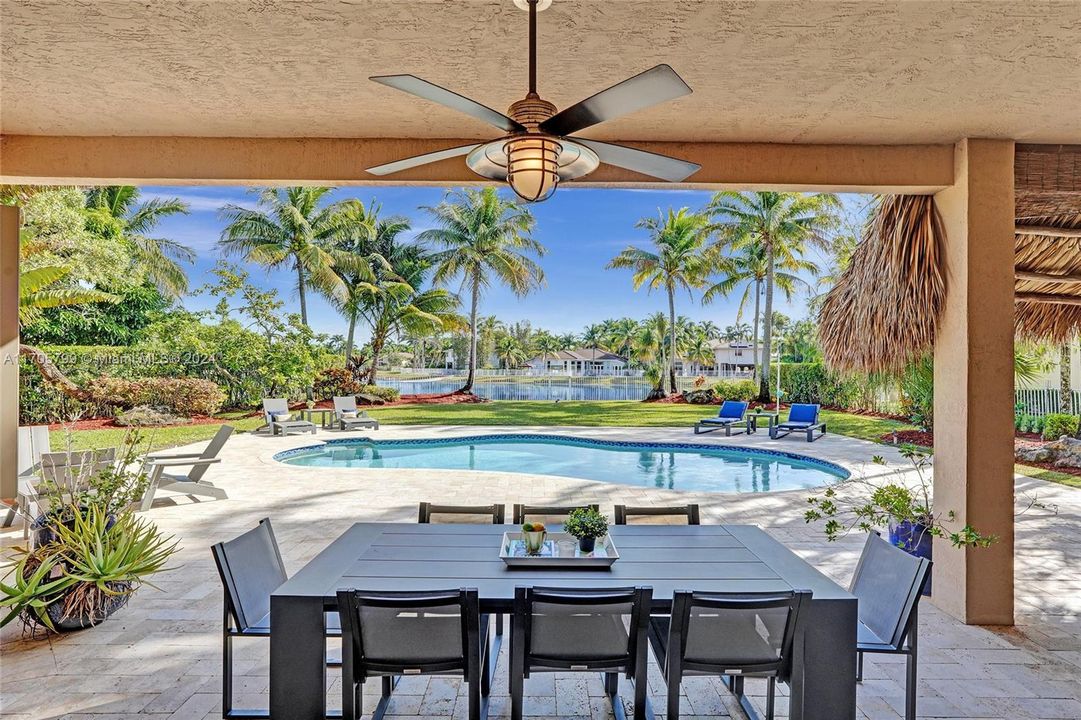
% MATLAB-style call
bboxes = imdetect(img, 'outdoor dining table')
[270,522,857,720]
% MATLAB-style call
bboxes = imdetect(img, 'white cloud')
[142,190,258,214]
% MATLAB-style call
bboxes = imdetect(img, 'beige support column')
[932,139,1016,625]
[0,205,19,502]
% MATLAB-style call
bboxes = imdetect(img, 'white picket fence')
[1015,387,1081,416]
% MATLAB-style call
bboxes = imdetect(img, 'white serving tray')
[499,531,619,568]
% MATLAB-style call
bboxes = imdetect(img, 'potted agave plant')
[1,431,179,633]
[563,507,609,554]
[804,445,996,594]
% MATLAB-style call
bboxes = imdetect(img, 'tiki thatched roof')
[820,144,1081,373]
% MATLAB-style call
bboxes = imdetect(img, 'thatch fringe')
[1015,216,1081,343]
[818,195,946,374]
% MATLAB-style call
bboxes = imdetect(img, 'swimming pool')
[274,434,848,493]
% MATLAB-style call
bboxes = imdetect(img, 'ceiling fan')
[366,0,701,202]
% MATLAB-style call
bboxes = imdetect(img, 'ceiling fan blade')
[366,144,479,176]
[540,64,692,137]
[371,74,526,133]
[575,139,701,182]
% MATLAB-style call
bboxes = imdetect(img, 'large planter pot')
[32,512,117,549]
[889,521,933,595]
[42,581,133,632]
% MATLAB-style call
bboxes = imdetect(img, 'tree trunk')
[667,286,677,395]
[462,276,479,393]
[1061,342,1072,414]
[368,334,384,385]
[19,344,94,402]
[758,244,775,403]
[344,313,357,367]
[751,279,761,382]
[296,260,309,327]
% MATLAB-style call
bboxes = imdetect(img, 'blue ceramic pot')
[889,521,932,595]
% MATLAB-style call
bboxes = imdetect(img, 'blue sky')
[142,184,870,342]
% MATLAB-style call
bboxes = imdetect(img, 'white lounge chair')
[4,426,51,537]
[332,396,380,431]
[140,425,233,511]
[263,398,316,436]
[7,443,117,539]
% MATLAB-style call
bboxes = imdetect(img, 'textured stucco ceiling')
[2,0,1080,144]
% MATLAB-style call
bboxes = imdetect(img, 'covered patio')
[3,1,1081,718]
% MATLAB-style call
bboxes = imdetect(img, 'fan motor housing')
[507,94,557,131]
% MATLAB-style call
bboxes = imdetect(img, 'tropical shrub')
[83,377,225,416]
[313,367,364,399]
[1042,413,1079,440]
[358,385,399,402]
[711,379,758,401]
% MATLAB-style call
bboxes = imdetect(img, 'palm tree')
[684,329,714,375]
[724,322,752,342]
[633,312,670,399]
[608,208,714,394]
[420,187,545,393]
[697,320,722,342]
[533,332,561,372]
[219,187,360,328]
[556,332,579,349]
[84,186,194,297]
[581,323,607,362]
[708,191,838,401]
[322,200,394,361]
[605,318,640,362]
[495,335,528,369]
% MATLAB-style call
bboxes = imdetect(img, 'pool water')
[274,435,848,493]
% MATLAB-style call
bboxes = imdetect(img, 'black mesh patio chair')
[337,588,488,720]
[511,586,653,720]
[850,533,932,720]
[418,502,506,524]
[416,501,506,690]
[649,590,810,720]
[614,504,700,525]
[211,518,341,719]
[511,503,599,525]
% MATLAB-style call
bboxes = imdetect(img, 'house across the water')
[526,349,628,376]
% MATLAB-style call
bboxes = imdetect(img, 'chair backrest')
[333,395,358,414]
[849,533,931,649]
[671,590,809,677]
[187,425,234,482]
[614,504,700,525]
[263,398,289,423]
[512,503,599,525]
[515,586,651,671]
[18,426,50,475]
[211,518,289,632]
[718,400,749,420]
[787,403,819,424]
[337,588,479,676]
[418,502,506,524]
[38,447,117,494]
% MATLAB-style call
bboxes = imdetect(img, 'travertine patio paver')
[2,425,1078,719]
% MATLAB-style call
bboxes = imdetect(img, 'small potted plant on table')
[563,507,609,554]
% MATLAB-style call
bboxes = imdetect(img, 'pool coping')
[271,432,852,480]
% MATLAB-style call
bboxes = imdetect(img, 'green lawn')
[53,401,914,451]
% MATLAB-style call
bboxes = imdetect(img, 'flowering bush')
[314,367,363,399]
[84,377,225,416]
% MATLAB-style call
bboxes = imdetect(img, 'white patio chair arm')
[145,451,205,460]
[143,457,222,468]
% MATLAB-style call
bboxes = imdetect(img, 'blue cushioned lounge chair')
[694,400,749,435]
[770,403,825,442]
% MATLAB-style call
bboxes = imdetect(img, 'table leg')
[789,597,857,720]
[270,595,326,720]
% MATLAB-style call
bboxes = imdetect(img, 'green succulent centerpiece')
[563,507,609,554]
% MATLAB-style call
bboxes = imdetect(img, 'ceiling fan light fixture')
[504,135,562,202]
